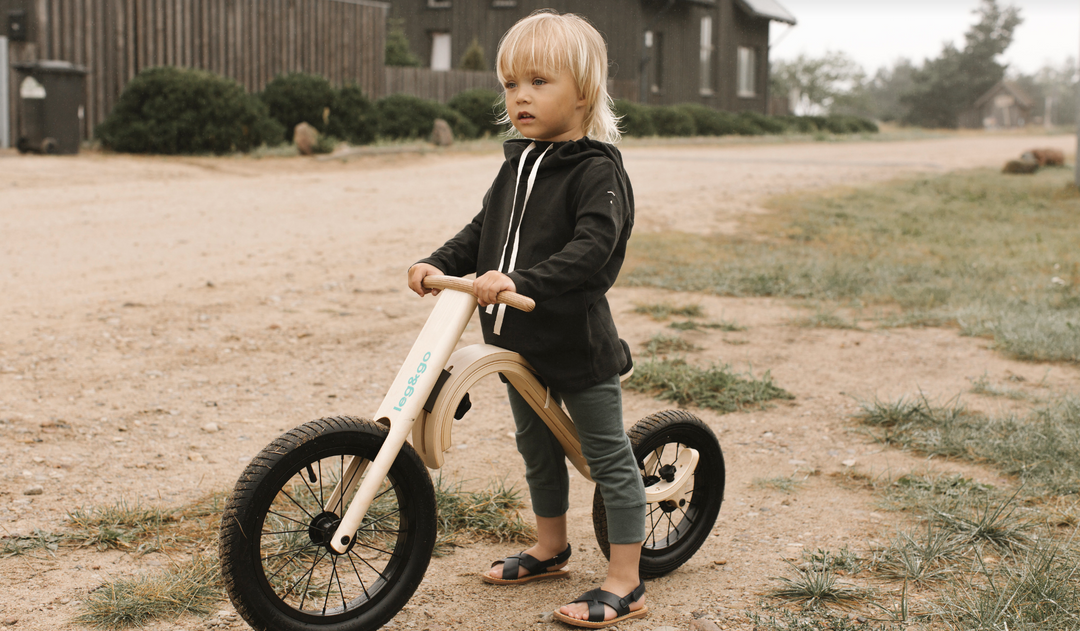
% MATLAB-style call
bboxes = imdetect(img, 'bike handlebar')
[422,275,535,313]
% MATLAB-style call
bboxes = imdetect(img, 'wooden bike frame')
[327,276,696,554]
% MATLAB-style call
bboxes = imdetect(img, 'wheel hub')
[308,511,353,555]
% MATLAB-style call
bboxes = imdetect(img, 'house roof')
[973,80,1034,110]
[735,0,797,24]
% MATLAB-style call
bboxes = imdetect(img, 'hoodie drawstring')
[489,142,551,336]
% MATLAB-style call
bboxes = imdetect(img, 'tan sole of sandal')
[481,568,570,585]
[552,605,649,628]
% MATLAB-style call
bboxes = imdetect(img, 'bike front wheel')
[219,416,437,631]
[592,410,725,578]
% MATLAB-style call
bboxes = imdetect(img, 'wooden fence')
[17,0,387,139]
[383,66,500,103]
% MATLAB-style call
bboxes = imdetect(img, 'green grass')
[754,475,806,494]
[625,168,1080,363]
[625,357,793,413]
[766,560,870,609]
[669,318,746,332]
[633,302,705,320]
[791,309,862,330]
[643,332,700,355]
[433,476,534,554]
[76,554,222,629]
[856,395,1080,495]
[967,372,1032,400]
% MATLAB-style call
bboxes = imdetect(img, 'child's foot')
[556,578,647,626]
[482,542,571,584]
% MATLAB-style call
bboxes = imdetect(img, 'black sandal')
[553,581,648,628]
[481,543,572,585]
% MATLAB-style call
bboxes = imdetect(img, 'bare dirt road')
[1,132,1076,631]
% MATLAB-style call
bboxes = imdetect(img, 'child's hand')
[408,263,444,297]
[474,271,516,307]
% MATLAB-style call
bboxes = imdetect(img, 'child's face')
[503,67,588,143]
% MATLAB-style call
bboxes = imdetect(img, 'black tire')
[592,410,725,578]
[219,416,437,631]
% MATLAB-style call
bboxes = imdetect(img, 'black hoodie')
[417,137,634,392]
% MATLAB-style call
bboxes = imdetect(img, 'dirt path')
[0,133,1077,631]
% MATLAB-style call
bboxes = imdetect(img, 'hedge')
[95,66,284,155]
[97,68,879,155]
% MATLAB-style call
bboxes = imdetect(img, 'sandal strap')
[491,543,572,581]
[571,581,646,623]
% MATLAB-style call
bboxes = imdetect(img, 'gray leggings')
[506,374,646,545]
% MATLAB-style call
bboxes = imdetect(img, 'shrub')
[376,94,477,140]
[737,110,786,135]
[822,114,878,134]
[613,100,655,137]
[385,18,421,67]
[649,105,696,137]
[674,104,745,136]
[778,115,821,134]
[260,72,336,141]
[95,66,284,155]
[448,88,506,137]
[327,85,377,145]
[459,37,487,71]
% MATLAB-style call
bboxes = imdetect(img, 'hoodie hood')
[503,137,628,175]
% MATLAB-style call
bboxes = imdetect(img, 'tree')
[459,38,487,71]
[902,0,1022,128]
[859,59,917,122]
[385,18,421,67]
[769,51,866,115]
[1013,58,1079,127]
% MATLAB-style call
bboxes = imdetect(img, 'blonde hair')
[496,10,620,144]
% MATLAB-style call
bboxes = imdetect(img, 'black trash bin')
[13,60,88,155]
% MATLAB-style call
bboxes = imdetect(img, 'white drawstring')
[491,142,551,336]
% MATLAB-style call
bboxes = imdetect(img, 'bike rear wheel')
[219,416,436,631]
[592,410,725,578]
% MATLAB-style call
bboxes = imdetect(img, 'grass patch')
[67,500,177,552]
[855,395,1080,495]
[643,332,700,355]
[625,168,1080,363]
[77,554,222,629]
[633,302,704,320]
[669,318,746,332]
[791,309,862,330]
[754,475,806,494]
[433,476,534,554]
[0,529,63,557]
[766,560,870,608]
[625,357,793,413]
[967,373,1031,400]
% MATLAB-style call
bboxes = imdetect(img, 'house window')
[737,46,756,97]
[492,0,517,6]
[431,32,452,71]
[647,31,664,94]
[699,16,714,95]
[427,0,451,8]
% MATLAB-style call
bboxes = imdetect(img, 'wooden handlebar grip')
[422,275,536,313]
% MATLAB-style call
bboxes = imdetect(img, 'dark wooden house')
[959,80,1034,130]
[2,0,388,144]
[384,0,795,113]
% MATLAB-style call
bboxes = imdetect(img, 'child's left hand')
[474,271,517,308]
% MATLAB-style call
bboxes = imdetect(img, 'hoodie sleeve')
[415,187,492,276]
[506,159,629,303]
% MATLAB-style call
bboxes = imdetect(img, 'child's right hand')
[407,263,444,297]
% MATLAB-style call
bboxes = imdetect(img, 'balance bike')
[218,275,725,631]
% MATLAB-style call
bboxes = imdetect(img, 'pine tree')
[902,0,1022,128]
[460,38,487,71]
[385,18,421,67]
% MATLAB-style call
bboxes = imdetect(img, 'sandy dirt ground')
[0,132,1077,631]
